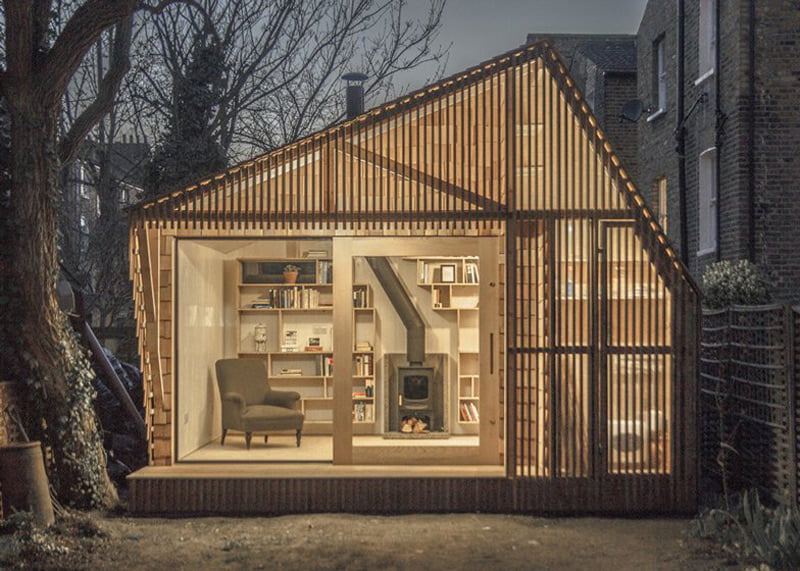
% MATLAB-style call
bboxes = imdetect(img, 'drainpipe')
[676,0,689,264]
[747,0,756,262]
[714,0,722,262]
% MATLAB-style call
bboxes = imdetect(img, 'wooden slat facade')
[128,40,700,513]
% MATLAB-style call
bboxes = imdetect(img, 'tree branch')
[37,0,138,105]
[59,19,133,164]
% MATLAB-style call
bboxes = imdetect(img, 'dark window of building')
[698,0,717,81]
[655,177,668,232]
[698,148,717,255]
[649,35,667,119]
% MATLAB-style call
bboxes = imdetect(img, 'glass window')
[698,148,717,255]
[698,0,717,80]
[655,177,668,233]
[654,36,667,113]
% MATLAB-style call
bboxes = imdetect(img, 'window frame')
[697,147,718,256]
[655,177,668,233]
[647,35,667,122]
[696,0,717,85]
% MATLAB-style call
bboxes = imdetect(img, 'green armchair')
[215,358,304,449]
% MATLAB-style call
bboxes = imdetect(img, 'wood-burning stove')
[387,355,445,433]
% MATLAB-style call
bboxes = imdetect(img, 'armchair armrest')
[222,392,246,411]
[264,389,301,409]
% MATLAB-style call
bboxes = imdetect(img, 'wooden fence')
[700,304,799,505]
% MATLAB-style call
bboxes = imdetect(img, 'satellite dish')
[620,99,646,123]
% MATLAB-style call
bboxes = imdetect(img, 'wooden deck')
[130,463,504,479]
[127,464,693,516]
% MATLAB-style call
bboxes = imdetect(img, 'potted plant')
[283,264,300,284]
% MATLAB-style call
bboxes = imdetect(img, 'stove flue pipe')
[366,257,425,366]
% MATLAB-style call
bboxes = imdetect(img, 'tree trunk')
[1,94,117,508]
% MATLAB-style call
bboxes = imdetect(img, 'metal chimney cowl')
[342,72,368,120]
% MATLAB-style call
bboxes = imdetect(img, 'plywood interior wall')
[176,241,225,458]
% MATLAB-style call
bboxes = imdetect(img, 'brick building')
[636,0,800,302]
[527,33,638,173]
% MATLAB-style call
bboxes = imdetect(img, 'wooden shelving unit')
[412,256,480,433]
[352,283,377,433]
[236,257,335,434]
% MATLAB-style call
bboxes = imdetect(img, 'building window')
[654,177,668,232]
[78,164,90,199]
[697,148,717,255]
[648,36,667,121]
[697,0,717,82]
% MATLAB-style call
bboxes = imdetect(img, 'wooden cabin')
[127,41,699,514]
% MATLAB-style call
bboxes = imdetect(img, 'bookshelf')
[352,283,377,432]
[412,256,480,433]
[236,257,335,434]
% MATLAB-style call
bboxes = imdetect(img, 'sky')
[400,0,648,90]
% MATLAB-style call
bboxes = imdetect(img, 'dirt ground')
[0,511,747,570]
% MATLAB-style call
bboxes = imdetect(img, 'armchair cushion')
[264,389,301,409]
[240,405,304,432]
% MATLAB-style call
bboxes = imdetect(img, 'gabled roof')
[129,39,691,285]
[132,40,625,212]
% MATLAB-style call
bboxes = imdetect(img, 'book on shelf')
[304,346,323,352]
[280,344,299,352]
[323,356,334,376]
[432,288,444,308]
[352,288,369,308]
[354,354,373,376]
[279,368,303,376]
[459,401,480,422]
[250,302,273,309]
[420,262,430,284]
[464,262,479,284]
[256,287,321,309]
[468,402,480,422]
[352,402,374,423]
[354,341,372,352]
[318,260,333,284]
[352,390,367,398]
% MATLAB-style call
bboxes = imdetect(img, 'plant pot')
[0,441,55,525]
[283,271,299,284]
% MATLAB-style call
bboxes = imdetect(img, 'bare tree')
[132,0,447,162]
[0,0,180,509]
[60,27,149,344]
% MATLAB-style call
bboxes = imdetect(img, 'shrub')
[691,490,800,569]
[701,260,770,309]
